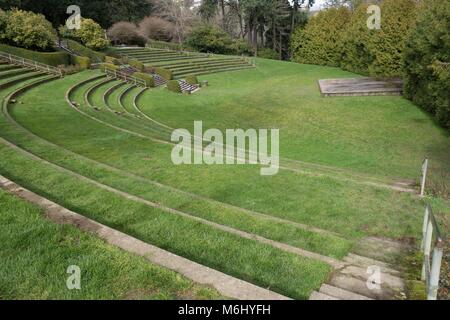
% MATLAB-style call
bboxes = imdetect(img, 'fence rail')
[420,158,429,197]
[104,68,147,88]
[421,204,444,300]
[0,51,63,77]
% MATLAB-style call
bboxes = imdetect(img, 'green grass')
[137,58,450,183]
[0,189,222,300]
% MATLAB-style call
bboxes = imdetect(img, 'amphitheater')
[0,45,448,301]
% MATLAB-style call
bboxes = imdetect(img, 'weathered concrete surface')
[319,78,403,97]
[309,291,339,300]
[319,284,373,300]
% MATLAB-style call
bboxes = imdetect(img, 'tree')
[60,18,110,50]
[291,7,351,67]
[107,21,145,46]
[404,0,450,128]
[138,16,175,42]
[1,8,57,50]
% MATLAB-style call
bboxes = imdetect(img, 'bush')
[71,55,91,70]
[107,21,146,46]
[167,80,181,93]
[152,67,173,80]
[0,43,69,66]
[291,7,351,67]
[367,0,418,77]
[185,75,198,85]
[63,39,105,63]
[139,16,175,42]
[230,39,253,56]
[185,25,234,55]
[129,59,144,71]
[257,48,279,60]
[105,56,120,65]
[60,18,110,51]
[99,63,120,72]
[1,8,57,50]
[133,72,155,87]
[404,0,450,128]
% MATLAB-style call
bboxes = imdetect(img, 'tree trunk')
[220,0,226,29]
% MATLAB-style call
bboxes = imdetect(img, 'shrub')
[185,25,234,54]
[0,43,69,66]
[0,9,7,42]
[139,16,175,42]
[60,18,110,51]
[152,67,173,80]
[167,80,181,93]
[1,9,57,50]
[185,75,198,85]
[99,63,120,72]
[340,4,373,75]
[107,21,146,46]
[63,39,105,63]
[129,59,144,71]
[291,7,351,67]
[71,55,91,70]
[230,39,253,56]
[257,48,279,60]
[404,0,450,128]
[133,72,155,88]
[367,0,418,77]
[105,56,120,65]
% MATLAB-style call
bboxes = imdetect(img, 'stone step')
[319,284,373,300]
[343,253,401,276]
[309,291,339,300]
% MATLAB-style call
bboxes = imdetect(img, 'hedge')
[63,39,105,63]
[0,43,69,66]
[404,0,450,128]
[105,56,120,65]
[167,80,181,93]
[185,75,198,85]
[291,7,351,67]
[129,59,144,71]
[71,55,91,70]
[153,67,173,80]
[133,72,155,88]
[99,63,120,72]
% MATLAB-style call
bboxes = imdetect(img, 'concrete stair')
[310,237,409,301]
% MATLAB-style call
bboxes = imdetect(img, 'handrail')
[103,68,148,88]
[0,51,63,77]
[421,204,445,300]
[420,159,429,197]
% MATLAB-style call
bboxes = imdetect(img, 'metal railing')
[421,204,445,300]
[104,68,148,88]
[420,159,429,197]
[0,51,63,77]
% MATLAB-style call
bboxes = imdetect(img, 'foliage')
[99,63,119,72]
[104,56,120,65]
[0,8,57,50]
[404,0,450,128]
[291,7,351,67]
[59,18,110,51]
[133,72,155,87]
[185,75,198,85]
[63,39,105,63]
[257,48,279,60]
[367,0,418,77]
[138,16,175,42]
[167,80,181,93]
[0,43,69,66]
[70,55,91,70]
[107,22,146,46]
[129,59,144,71]
[152,66,173,80]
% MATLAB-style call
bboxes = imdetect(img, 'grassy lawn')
[0,189,222,300]
[1,60,449,300]
[137,58,450,183]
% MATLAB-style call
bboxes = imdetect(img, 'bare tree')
[139,16,175,41]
